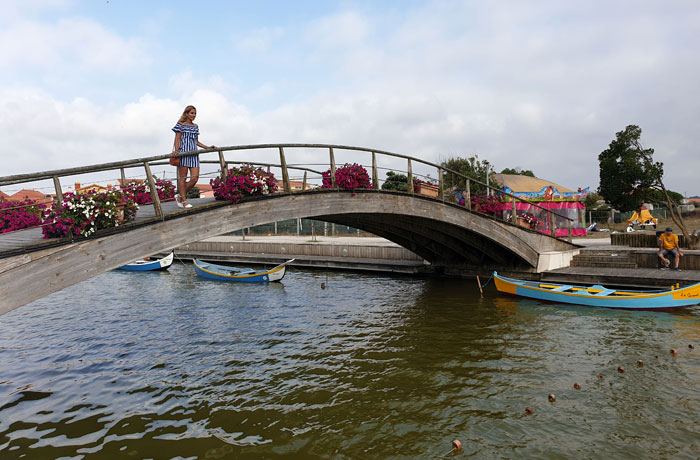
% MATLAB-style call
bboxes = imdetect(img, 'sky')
[1,0,699,195]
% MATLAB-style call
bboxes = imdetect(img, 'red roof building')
[10,189,54,205]
[0,190,9,200]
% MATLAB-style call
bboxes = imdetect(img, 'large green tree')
[500,167,535,177]
[598,125,694,246]
[440,155,495,195]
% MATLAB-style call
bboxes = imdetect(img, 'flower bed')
[121,179,175,205]
[322,163,372,190]
[0,199,45,233]
[470,195,504,215]
[42,190,137,239]
[211,164,278,203]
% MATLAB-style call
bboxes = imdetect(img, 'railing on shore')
[0,143,575,241]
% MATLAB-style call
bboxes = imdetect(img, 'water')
[0,263,698,459]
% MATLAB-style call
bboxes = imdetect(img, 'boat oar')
[476,275,483,297]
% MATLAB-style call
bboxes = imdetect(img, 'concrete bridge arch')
[0,191,577,314]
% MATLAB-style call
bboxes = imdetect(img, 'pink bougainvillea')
[121,179,175,205]
[42,190,137,239]
[471,195,505,215]
[321,163,372,190]
[0,199,45,233]
[211,164,278,204]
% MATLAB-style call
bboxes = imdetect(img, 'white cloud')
[0,17,149,72]
[305,11,369,49]
[2,1,700,196]
[234,26,284,53]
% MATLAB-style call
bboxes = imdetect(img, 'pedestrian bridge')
[0,144,579,314]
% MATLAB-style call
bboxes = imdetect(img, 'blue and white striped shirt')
[172,123,200,167]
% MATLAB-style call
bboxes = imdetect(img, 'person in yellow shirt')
[658,227,683,271]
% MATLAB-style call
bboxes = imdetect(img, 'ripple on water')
[0,265,698,458]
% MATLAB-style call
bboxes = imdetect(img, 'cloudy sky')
[2,0,699,195]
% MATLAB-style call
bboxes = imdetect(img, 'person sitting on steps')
[658,227,683,271]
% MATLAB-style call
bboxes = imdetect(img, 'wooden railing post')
[549,211,556,237]
[372,152,378,190]
[465,179,471,210]
[302,171,307,191]
[143,162,163,218]
[438,168,444,201]
[511,197,518,225]
[218,150,227,179]
[329,147,337,189]
[407,159,414,194]
[52,176,63,205]
[279,147,291,194]
[120,168,127,189]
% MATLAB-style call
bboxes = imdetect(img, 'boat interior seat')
[551,285,573,292]
[594,289,616,296]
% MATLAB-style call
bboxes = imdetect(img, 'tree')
[584,191,603,209]
[500,167,535,177]
[381,171,410,192]
[598,125,695,246]
[440,155,495,195]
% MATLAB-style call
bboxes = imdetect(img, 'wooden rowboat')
[193,259,294,283]
[493,271,700,311]
[118,252,174,271]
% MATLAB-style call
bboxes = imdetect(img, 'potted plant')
[121,179,175,205]
[0,198,45,233]
[42,189,137,239]
[210,164,278,203]
[322,163,372,190]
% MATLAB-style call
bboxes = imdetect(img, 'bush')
[211,164,278,203]
[322,163,372,190]
[187,187,200,199]
[381,171,424,192]
[121,179,175,205]
[42,190,137,238]
[0,199,45,233]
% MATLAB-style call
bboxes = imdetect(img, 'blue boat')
[193,258,294,283]
[119,252,174,271]
[494,271,700,311]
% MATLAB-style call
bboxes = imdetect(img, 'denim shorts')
[660,249,678,257]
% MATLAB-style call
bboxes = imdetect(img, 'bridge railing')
[0,143,576,242]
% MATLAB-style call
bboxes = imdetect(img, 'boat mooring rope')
[480,272,494,289]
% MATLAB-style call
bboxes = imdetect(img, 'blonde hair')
[177,105,197,123]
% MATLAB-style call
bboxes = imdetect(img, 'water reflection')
[0,264,698,459]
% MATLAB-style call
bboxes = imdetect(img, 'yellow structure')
[628,207,657,227]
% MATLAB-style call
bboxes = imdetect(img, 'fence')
[0,143,575,244]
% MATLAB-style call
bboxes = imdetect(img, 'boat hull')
[494,272,700,311]
[119,252,174,271]
[193,259,291,283]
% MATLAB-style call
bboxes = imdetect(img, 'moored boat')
[193,259,294,283]
[119,252,174,271]
[493,271,700,311]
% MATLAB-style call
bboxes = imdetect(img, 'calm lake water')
[1,263,698,459]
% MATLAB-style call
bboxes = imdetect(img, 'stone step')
[572,255,635,263]
[570,260,638,268]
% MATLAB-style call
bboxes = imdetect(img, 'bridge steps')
[569,249,637,269]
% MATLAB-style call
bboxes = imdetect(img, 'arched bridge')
[0,144,579,314]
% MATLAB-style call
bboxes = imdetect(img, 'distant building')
[9,189,54,205]
[197,183,214,198]
[275,180,312,192]
[73,181,115,194]
[494,174,589,237]
[0,190,9,200]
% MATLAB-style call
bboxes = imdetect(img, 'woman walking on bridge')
[172,105,216,208]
